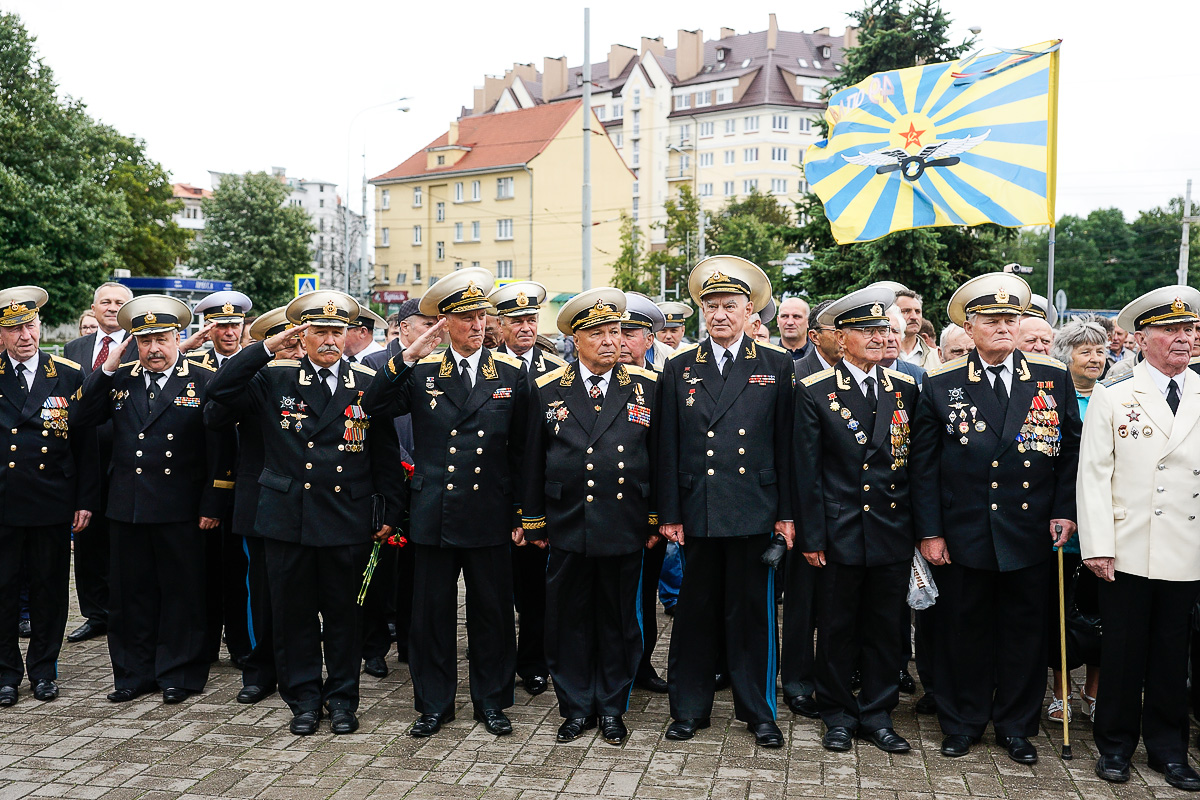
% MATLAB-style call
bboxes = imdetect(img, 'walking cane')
[1056,523,1072,760]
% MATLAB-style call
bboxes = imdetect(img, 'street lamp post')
[345,98,410,301]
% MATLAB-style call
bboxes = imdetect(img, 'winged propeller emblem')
[843,129,991,181]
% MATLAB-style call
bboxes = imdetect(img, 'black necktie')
[15,363,29,396]
[719,350,732,378]
[1167,379,1181,415]
[863,376,877,412]
[147,372,163,409]
[588,375,604,411]
[317,368,334,399]
[987,366,1008,410]
[459,359,473,390]
[347,354,357,364]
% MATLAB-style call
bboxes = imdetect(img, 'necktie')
[863,376,877,412]
[588,375,604,411]
[988,366,1008,410]
[347,354,357,364]
[147,372,163,409]
[1167,379,1181,415]
[459,359,473,390]
[94,336,112,371]
[317,368,334,398]
[720,350,732,378]
[15,363,29,396]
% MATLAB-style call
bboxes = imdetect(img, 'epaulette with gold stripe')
[267,359,300,367]
[419,353,445,365]
[189,360,216,372]
[349,363,376,376]
[800,367,834,388]
[927,355,968,377]
[1023,353,1068,371]
[882,367,916,385]
[51,354,81,370]
[624,364,658,382]
[668,343,699,360]
[120,360,140,369]
[757,340,787,354]
[536,365,569,388]
[491,351,522,370]
[542,352,567,368]
[1102,371,1134,388]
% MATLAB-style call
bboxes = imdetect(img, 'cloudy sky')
[7,0,1197,224]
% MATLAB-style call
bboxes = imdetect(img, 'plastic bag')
[908,548,939,610]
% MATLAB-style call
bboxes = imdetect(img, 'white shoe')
[1047,697,1072,723]
[1081,692,1096,721]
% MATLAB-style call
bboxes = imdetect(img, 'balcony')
[666,169,694,182]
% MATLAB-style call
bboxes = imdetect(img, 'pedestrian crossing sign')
[294,274,319,297]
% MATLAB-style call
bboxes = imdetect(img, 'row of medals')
[830,394,910,466]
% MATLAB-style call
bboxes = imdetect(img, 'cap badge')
[1172,297,1186,312]
[144,312,157,324]
[516,292,528,307]
[463,281,484,299]
[704,270,728,287]
[870,303,883,317]
[323,299,337,316]
[222,302,235,314]
[996,287,1009,304]
[8,301,23,313]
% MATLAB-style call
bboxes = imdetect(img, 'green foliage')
[192,172,316,310]
[609,212,653,294]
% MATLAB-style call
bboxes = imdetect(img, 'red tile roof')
[371,101,581,183]
[173,183,212,199]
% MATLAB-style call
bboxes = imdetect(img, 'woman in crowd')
[78,310,98,337]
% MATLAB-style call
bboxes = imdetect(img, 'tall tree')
[193,172,315,309]
[609,212,653,294]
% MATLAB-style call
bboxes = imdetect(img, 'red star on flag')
[900,122,926,149]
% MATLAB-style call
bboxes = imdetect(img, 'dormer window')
[716,47,728,62]
[820,45,832,59]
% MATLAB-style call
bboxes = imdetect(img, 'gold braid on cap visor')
[572,301,622,331]
[699,271,751,297]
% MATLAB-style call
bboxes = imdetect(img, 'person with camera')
[792,284,919,754]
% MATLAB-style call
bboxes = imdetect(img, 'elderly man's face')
[618,326,652,366]
[896,295,923,335]
[838,325,886,368]
[303,325,346,368]
[941,330,974,361]
[483,316,500,348]
[499,314,538,355]
[0,319,40,362]
[964,314,1020,363]
[702,293,752,345]
[1017,317,1054,355]
[135,330,180,372]
[883,310,904,364]
[576,322,621,373]
[1135,322,1196,375]
[400,314,438,347]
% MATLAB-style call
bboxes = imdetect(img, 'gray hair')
[93,281,133,303]
[1050,317,1108,365]
[940,322,966,350]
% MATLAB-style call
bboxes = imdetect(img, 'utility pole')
[581,8,593,290]
[1180,179,1195,286]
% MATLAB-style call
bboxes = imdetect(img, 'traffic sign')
[1054,290,1067,317]
[294,274,319,297]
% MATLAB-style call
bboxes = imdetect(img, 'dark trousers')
[394,542,414,661]
[512,541,548,680]
[638,538,667,677]
[0,524,70,685]
[1095,572,1200,763]
[202,529,223,661]
[108,521,209,692]
[409,543,515,716]
[668,535,777,723]
[934,560,1048,739]
[362,546,396,661]
[913,604,937,695]
[814,560,909,731]
[545,548,643,718]
[239,536,275,690]
[72,514,109,625]
[781,551,817,700]
[264,538,369,715]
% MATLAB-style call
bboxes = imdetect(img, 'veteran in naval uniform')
[363,268,530,739]
[489,280,565,698]
[75,295,234,705]
[520,288,660,745]
[658,256,795,749]
[909,273,1081,764]
[0,287,98,708]
[1078,287,1200,791]
[205,291,405,735]
[655,301,692,354]
[793,285,918,754]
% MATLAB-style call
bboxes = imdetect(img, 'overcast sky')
[7,0,1197,224]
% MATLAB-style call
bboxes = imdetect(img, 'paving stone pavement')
[2,570,1198,799]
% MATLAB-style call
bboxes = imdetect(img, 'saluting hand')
[403,318,448,365]
[103,336,132,373]
[919,536,951,566]
[179,321,217,353]
[265,322,309,354]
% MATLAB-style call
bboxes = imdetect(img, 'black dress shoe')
[330,710,359,735]
[17,619,30,638]
[33,680,58,701]
[634,671,668,693]
[474,708,512,736]
[522,675,548,695]
[713,672,731,691]
[822,726,854,752]
[665,717,710,740]
[1149,760,1200,791]
[898,669,916,694]
[599,715,628,745]
[236,685,275,704]
[1094,754,1131,783]
[996,735,1037,764]
[68,621,107,643]
[862,727,910,753]
[0,685,16,706]
[289,710,321,736]
[557,716,597,742]
[914,693,937,714]
[749,721,784,748]
[786,694,820,719]
[411,712,453,738]
[363,657,388,678]
[107,687,144,703]
[162,687,193,704]
[941,734,977,757]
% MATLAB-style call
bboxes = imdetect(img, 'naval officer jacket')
[521,361,660,556]
[658,335,794,537]
[495,342,567,377]
[362,347,529,548]
[908,349,1081,572]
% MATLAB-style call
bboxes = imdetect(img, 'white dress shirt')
[91,329,127,370]
[980,352,1015,395]
[1144,361,1188,400]
[710,335,746,372]
[9,353,39,392]
[841,359,880,400]
[307,357,342,394]
[449,346,484,387]
[577,361,614,398]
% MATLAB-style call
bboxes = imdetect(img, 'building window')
[715,88,732,104]
[699,121,714,138]
[725,119,736,135]
[471,180,481,201]
[497,260,514,278]
[699,152,714,167]
[454,261,463,270]
[454,222,463,242]
[772,147,788,162]
[471,261,480,269]
[413,264,422,283]
[436,155,445,165]
[496,177,514,199]
[318,199,324,208]
[454,182,463,202]
[679,154,691,171]
[678,124,691,144]
[319,218,326,232]
[381,265,389,283]
[381,189,390,210]
[744,115,760,132]
[381,227,390,246]
[772,114,789,131]
[771,178,788,194]
[632,139,640,167]
[744,147,759,162]
[632,181,639,196]
[412,225,422,245]
[743,179,758,193]
[632,88,641,107]
[412,187,423,206]
[798,177,809,194]
[593,105,606,120]
[675,94,690,111]
[798,116,813,133]
[436,202,445,222]
[699,182,714,197]
[612,102,623,119]
[696,90,712,107]
[724,150,735,165]
[614,133,624,148]
[723,181,735,197]
[631,203,639,222]
[632,109,640,135]
[471,221,480,240]
[496,219,514,240]
[803,85,823,103]
[436,241,445,260]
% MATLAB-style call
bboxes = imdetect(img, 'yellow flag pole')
[1046,42,1062,306]
[1056,525,1072,760]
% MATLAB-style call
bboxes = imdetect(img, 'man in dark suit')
[75,294,233,705]
[488,280,565,698]
[793,285,918,754]
[521,288,660,745]
[62,281,132,644]
[658,256,795,749]
[0,287,99,707]
[910,272,1080,764]
[205,291,405,735]
[363,268,529,739]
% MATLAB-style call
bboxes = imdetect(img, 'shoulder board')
[927,355,968,377]
[882,366,915,385]
[1191,356,1200,366]
[757,340,787,354]
[542,352,567,367]
[267,359,300,368]
[1024,353,1068,371]
[536,365,569,388]
[50,354,81,370]
[350,363,376,377]
[419,353,444,365]
[119,360,140,369]
[190,359,216,372]
[800,367,835,388]
[624,364,658,382]
[491,351,523,370]
[668,343,699,360]
[185,351,211,361]
[1102,371,1133,388]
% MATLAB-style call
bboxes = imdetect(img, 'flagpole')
[1046,41,1062,305]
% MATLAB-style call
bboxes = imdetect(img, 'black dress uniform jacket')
[0,353,99,523]
[205,345,404,544]
[794,363,919,565]
[909,350,1081,571]
[362,348,529,547]
[496,342,567,378]
[658,337,794,535]
[522,361,659,556]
